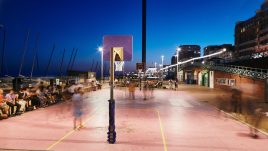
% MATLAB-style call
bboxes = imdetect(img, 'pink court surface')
[0,87,267,151]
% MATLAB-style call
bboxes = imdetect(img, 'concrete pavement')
[0,86,267,151]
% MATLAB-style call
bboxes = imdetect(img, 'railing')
[188,62,268,80]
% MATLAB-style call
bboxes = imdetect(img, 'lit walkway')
[0,87,267,151]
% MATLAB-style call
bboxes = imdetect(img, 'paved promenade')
[0,86,267,151]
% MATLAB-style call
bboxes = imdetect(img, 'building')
[171,45,201,65]
[204,44,235,63]
[170,45,201,81]
[235,0,268,60]
[177,45,201,61]
[67,70,96,79]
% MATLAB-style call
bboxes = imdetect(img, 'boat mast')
[94,61,99,72]
[30,33,40,79]
[67,48,75,72]
[59,48,66,77]
[45,44,56,76]
[90,59,95,72]
[1,28,6,77]
[19,30,30,77]
[70,48,78,71]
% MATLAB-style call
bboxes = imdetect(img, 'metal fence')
[190,62,268,80]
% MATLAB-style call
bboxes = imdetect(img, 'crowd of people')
[126,80,156,100]
[217,88,268,138]
[0,83,64,119]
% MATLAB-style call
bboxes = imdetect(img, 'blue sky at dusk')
[0,0,265,76]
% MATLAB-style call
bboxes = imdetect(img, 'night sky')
[0,0,264,77]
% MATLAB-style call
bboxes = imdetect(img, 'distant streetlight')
[176,47,181,80]
[161,55,164,68]
[98,46,104,83]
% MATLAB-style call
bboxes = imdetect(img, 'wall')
[214,71,265,101]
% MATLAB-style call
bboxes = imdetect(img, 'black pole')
[45,44,56,76]
[70,48,78,71]
[67,48,75,72]
[59,48,66,77]
[142,0,147,70]
[1,29,6,77]
[107,48,116,144]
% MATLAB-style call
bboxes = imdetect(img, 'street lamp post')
[161,56,164,81]
[161,55,164,67]
[176,47,181,81]
[98,47,104,83]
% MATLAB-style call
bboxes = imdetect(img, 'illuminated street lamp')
[161,55,164,68]
[98,46,104,83]
[176,47,181,80]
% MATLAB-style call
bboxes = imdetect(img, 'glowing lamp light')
[98,47,103,52]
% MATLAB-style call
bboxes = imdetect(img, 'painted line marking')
[46,107,100,150]
[156,109,168,151]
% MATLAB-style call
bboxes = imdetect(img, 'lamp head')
[98,46,103,52]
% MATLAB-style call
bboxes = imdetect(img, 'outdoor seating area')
[0,81,102,120]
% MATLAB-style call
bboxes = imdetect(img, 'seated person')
[0,89,9,119]
[45,86,55,104]
[17,88,29,112]
[36,87,48,107]
[52,86,61,103]
[5,90,21,116]
[28,89,40,109]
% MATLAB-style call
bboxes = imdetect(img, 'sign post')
[103,35,133,144]
[108,47,116,144]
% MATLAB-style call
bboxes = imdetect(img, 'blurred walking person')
[143,81,149,100]
[128,81,136,100]
[149,81,154,99]
[174,78,178,91]
[250,108,264,138]
[231,88,242,115]
[72,87,84,130]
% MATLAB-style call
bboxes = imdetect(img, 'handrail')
[181,62,268,80]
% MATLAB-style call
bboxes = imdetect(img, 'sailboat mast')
[67,48,75,72]
[45,44,56,76]
[18,30,30,76]
[70,48,78,71]
[30,33,40,79]
[1,29,6,77]
[59,48,66,77]
[90,59,95,71]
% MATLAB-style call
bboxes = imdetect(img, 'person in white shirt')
[5,90,21,116]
